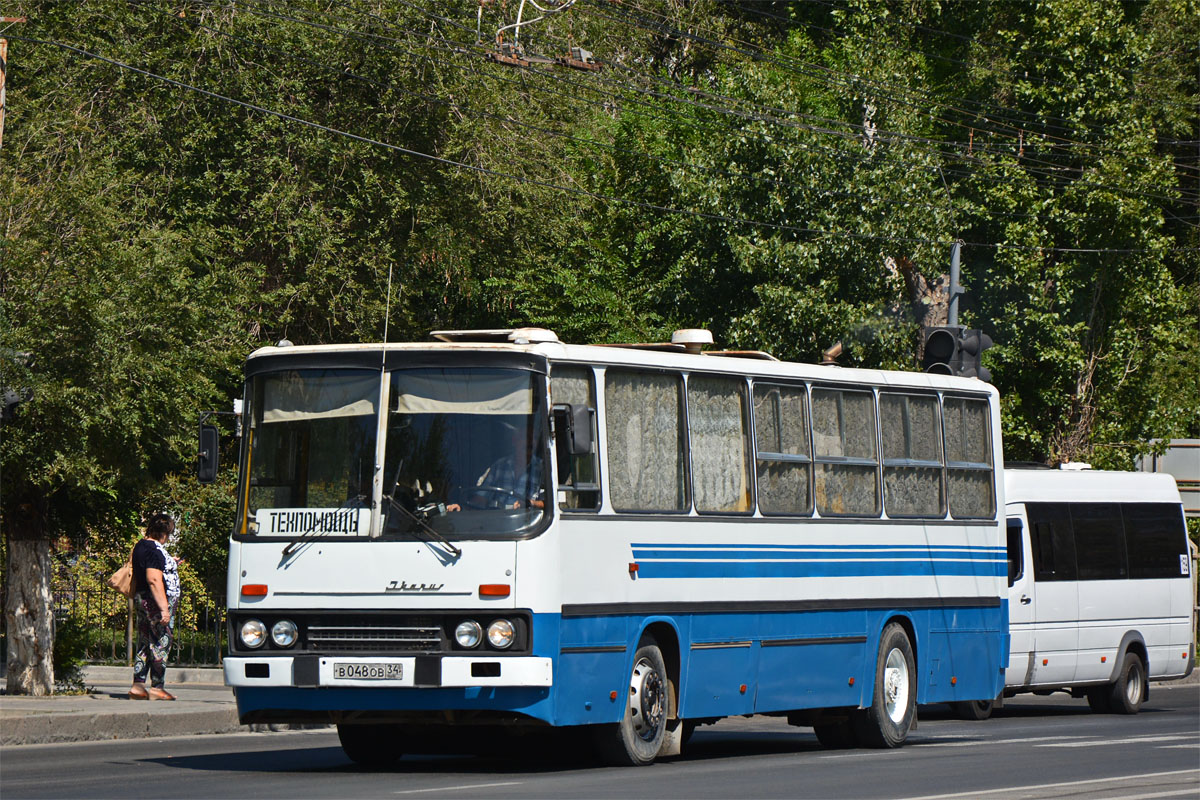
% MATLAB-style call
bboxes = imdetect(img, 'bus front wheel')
[853,623,917,748]
[337,723,404,766]
[594,642,669,766]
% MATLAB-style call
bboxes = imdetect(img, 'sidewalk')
[1,665,244,746]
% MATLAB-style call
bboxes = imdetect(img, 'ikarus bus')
[212,328,1008,765]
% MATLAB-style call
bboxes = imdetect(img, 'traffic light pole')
[948,240,962,327]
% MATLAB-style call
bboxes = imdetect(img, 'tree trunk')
[4,492,54,695]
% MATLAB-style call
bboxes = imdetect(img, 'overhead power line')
[10,34,1187,255]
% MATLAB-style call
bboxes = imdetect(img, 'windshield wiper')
[280,494,366,557]
[383,493,462,559]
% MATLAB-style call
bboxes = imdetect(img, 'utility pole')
[1,15,27,151]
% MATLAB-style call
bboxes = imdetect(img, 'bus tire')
[952,699,994,721]
[853,623,917,748]
[594,642,669,766]
[1107,652,1146,715]
[813,717,858,749]
[337,723,404,766]
[1085,686,1113,713]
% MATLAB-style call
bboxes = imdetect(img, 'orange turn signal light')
[241,584,268,597]
[479,584,511,597]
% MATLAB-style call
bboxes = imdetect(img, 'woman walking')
[128,513,181,700]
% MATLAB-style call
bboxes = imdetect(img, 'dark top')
[132,538,168,614]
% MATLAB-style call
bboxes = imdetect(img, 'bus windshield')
[383,368,548,538]
[241,368,378,537]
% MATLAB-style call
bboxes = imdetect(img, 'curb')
[0,708,242,746]
[82,665,225,685]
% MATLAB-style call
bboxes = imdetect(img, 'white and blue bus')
[219,328,1007,765]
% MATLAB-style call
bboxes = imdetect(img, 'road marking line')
[394,782,522,795]
[1105,791,1200,800]
[893,768,1200,800]
[920,735,1085,748]
[1039,734,1191,748]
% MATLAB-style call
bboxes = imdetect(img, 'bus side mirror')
[552,403,592,456]
[198,423,220,483]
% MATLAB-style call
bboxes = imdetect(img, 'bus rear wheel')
[337,723,404,766]
[594,642,669,766]
[1107,652,1146,715]
[853,623,916,748]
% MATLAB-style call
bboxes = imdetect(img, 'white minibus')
[986,467,1195,717]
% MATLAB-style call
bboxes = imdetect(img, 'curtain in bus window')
[880,393,944,517]
[753,384,812,515]
[689,375,752,513]
[262,372,378,422]
[1070,502,1128,580]
[606,370,686,511]
[943,398,995,519]
[811,388,880,517]
[393,372,532,415]
[551,366,600,510]
[1123,503,1189,579]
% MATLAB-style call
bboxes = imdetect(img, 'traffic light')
[921,326,993,381]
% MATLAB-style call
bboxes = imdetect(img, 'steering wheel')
[463,485,525,510]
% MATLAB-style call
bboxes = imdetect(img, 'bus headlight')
[240,619,267,649]
[271,619,298,648]
[455,620,482,648]
[487,619,514,649]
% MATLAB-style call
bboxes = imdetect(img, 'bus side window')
[1027,502,1076,581]
[550,366,600,511]
[1006,518,1024,586]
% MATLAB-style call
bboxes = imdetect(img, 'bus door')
[1005,512,1036,687]
[1024,502,1080,686]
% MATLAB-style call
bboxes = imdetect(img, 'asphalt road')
[2,685,1196,800]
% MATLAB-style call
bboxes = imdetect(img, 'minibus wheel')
[337,723,404,766]
[853,623,916,748]
[594,641,668,766]
[1107,652,1146,714]
[952,698,995,721]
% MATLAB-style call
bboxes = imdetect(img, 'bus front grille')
[307,624,443,652]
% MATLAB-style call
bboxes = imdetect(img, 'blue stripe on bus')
[635,559,1005,579]
[632,542,1007,554]
[632,548,1005,561]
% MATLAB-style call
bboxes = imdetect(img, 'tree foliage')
[1,0,1197,688]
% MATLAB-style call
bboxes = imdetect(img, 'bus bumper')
[224,655,553,689]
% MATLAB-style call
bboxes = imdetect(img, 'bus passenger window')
[1027,502,1076,581]
[1070,502,1128,580]
[880,393,945,518]
[811,388,880,517]
[753,384,812,515]
[943,398,995,519]
[689,375,752,513]
[606,370,687,512]
[550,366,600,511]
[1123,503,1188,579]
[1006,519,1023,586]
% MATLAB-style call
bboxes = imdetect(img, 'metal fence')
[52,583,226,666]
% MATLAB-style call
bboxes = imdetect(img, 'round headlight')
[271,619,298,648]
[455,620,482,648]
[240,619,267,649]
[487,619,515,649]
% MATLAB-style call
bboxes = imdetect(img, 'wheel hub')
[883,648,910,723]
[628,657,666,741]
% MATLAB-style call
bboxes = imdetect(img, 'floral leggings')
[133,590,178,688]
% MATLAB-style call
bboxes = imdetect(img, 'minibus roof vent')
[430,328,560,344]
